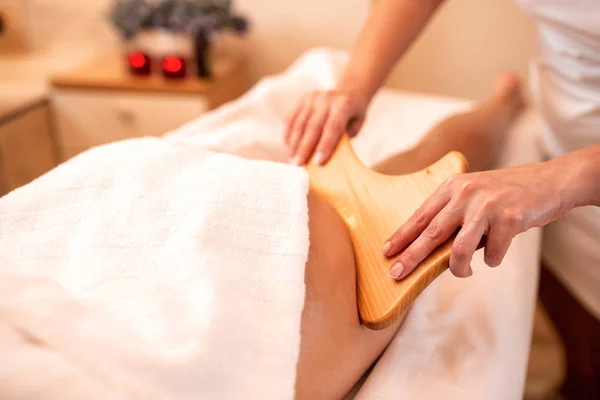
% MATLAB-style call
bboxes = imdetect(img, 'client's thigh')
[295,191,402,399]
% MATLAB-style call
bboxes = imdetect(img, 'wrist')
[336,72,377,104]
[551,147,600,209]
[582,150,600,207]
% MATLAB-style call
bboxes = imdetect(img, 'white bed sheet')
[166,47,544,400]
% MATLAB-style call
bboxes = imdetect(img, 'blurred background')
[0,0,535,99]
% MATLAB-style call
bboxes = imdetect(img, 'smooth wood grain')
[0,105,56,196]
[307,135,467,330]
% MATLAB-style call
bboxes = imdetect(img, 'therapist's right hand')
[285,90,369,166]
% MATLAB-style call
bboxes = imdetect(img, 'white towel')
[0,137,310,399]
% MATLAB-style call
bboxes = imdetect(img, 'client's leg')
[294,74,525,399]
[295,191,403,399]
[374,73,524,175]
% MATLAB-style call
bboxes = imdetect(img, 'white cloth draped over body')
[0,141,310,399]
[0,48,542,399]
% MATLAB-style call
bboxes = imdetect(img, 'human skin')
[383,144,600,280]
[295,190,403,399]
[285,0,447,166]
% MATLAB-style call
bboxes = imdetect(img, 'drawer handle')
[116,108,135,125]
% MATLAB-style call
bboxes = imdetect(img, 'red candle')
[161,55,187,79]
[127,52,152,76]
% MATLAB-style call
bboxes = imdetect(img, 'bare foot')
[485,71,526,122]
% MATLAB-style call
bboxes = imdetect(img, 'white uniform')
[515,0,600,319]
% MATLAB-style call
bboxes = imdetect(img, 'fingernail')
[313,152,324,165]
[390,262,404,279]
[380,241,391,255]
[291,156,301,165]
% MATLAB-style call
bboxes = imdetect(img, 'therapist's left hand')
[382,161,575,279]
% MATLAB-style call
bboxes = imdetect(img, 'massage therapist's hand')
[285,89,369,166]
[381,153,600,280]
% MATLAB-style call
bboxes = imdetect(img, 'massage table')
[166,48,544,399]
[0,48,543,399]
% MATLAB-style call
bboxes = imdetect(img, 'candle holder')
[127,51,152,75]
[161,55,187,79]
[109,1,249,80]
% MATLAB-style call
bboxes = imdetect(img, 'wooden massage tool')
[306,135,467,330]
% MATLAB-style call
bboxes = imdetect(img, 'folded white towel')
[0,137,310,399]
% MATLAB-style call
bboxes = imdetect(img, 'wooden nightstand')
[0,94,55,196]
[50,51,249,162]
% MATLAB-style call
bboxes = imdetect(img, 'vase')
[194,29,212,79]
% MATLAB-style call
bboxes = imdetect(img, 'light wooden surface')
[307,135,467,330]
[50,50,249,162]
[52,90,208,162]
[0,104,56,195]
[51,51,248,109]
[0,83,47,124]
[0,2,30,54]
